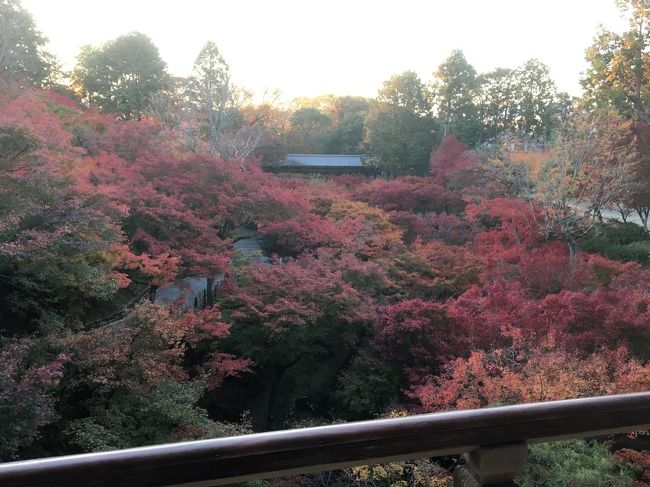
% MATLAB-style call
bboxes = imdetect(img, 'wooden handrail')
[1,392,649,487]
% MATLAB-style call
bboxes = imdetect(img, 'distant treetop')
[72,32,170,119]
[0,0,57,87]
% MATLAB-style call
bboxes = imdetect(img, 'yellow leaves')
[350,460,453,486]
[351,464,402,483]
[385,409,409,418]
[509,151,551,179]
[429,477,453,487]
[351,465,370,481]
[326,198,405,258]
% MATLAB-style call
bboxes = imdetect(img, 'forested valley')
[1,0,650,485]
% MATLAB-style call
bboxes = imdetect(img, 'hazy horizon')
[24,0,628,101]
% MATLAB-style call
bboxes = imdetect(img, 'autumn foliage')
[413,340,650,411]
[1,78,649,482]
[5,4,650,483]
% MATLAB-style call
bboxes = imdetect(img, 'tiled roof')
[282,154,366,167]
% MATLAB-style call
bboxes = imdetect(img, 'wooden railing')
[1,392,649,487]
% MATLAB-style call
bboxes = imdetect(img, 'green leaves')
[520,440,636,487]
[364,72,438,175]
[432,50,479,144]
[73,33,170,119]
[0,0,57,86]
[63,380,245,451]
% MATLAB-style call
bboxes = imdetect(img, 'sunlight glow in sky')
[23,0,628,101]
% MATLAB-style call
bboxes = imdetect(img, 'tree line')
[2,0,574,176]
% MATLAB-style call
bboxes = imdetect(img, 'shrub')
[518,440,636,487]
[601,221,647,245]
[331,351,398,420]
[580,222,650,265]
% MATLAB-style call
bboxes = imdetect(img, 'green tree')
[432,50,482,146]
[286,107,333,153]
[73,32,169,119]
[188,41,236,140]
[331,350,397,420]
[326,111,366,153]
[330,96,369,123]
[513,59,563,141]
[364,71,438,175]
[477,67,517,141]
[582,1,650,121]
[325,96,369,153]
[290,95,368,122]
[378,71,431,114]
[0,0,56,86]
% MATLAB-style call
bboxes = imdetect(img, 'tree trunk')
[615,203,629,223]
[568,240,578,263]
[219,219,235,239]
[594,208,603,222]
[265,370,285,430]
[148,284,158,303]
[265,355,303,430]
[636,207,650,233]
[206,277,215,307]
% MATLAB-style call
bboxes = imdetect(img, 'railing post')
[454,442,528,486]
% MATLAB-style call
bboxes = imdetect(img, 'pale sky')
[23,0,628,101]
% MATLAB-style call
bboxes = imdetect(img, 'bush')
[580,222,650,264]
[601,221,647,245]
[518,440,636,487]
[330,351,398,420]
[606,242,650,264]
